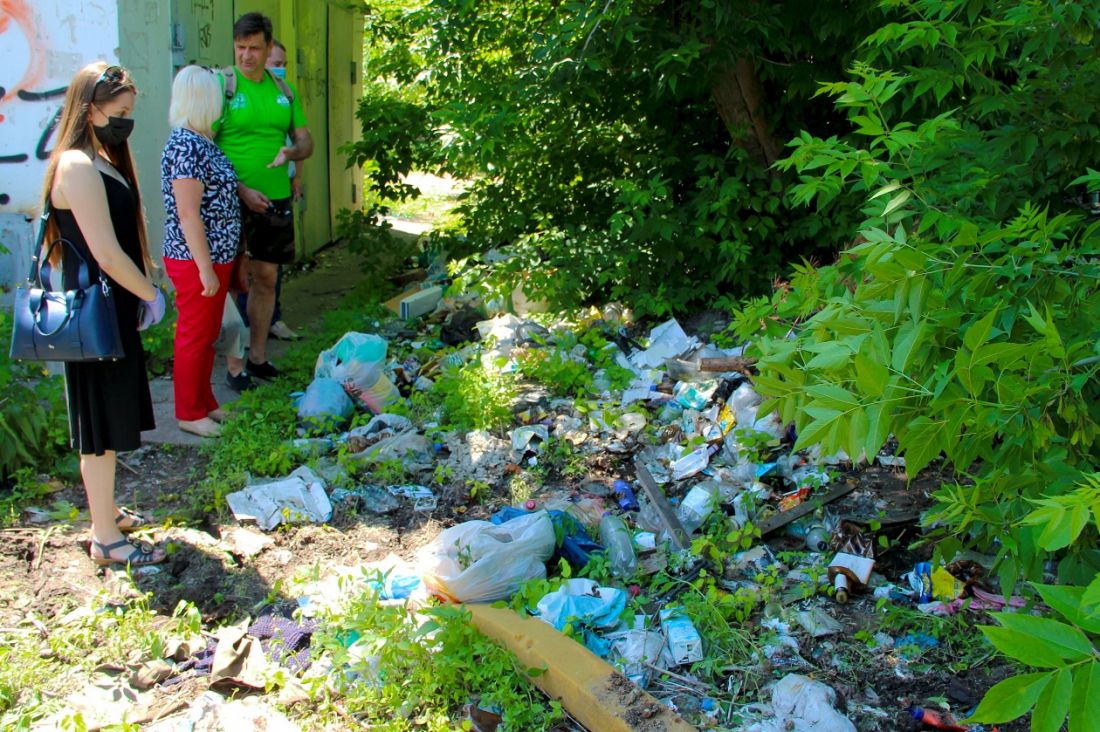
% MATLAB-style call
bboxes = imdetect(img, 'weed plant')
[304,573,562,730]
[193,384,299,516]
[0,594,198,728]
[434,362,515,433]
[0,311,72,484]
[193,289,394,517]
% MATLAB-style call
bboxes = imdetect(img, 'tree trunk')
[711,57,781,171]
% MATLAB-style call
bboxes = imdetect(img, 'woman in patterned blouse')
[160,66,242,438]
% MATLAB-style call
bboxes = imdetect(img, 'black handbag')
[8,204,125,362]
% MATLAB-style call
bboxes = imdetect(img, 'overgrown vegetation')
[303,571,563,730]
[0,313,72,486]
[345,0,887,316]
[0,593,200,728]
[726,1,1100,727]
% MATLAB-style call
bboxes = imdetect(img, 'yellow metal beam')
[466,604,697,732]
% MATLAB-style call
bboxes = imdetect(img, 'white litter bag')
[419,511,556,603]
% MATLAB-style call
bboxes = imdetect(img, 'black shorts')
[242,197,295,264]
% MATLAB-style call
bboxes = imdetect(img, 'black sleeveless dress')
[56,172,155,455]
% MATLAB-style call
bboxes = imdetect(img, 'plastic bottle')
[805,525,830,553]
[677,482,721,535]
[598,513,637,577]
[787,510,831,552]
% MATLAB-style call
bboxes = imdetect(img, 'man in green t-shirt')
[215,12,313,382]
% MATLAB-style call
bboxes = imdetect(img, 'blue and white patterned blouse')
[160,127,240,264]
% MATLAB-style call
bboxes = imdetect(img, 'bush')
[344,0,885,315]
[0,312,71,484]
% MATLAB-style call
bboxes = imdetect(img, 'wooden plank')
[633,457,689,551]
[755,480,857,536]
[467,604,695,732]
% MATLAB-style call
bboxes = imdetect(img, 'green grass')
[0,594,200,729]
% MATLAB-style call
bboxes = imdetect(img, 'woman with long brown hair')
[43,62,167,567]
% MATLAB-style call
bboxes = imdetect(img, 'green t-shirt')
[215,68,307,200]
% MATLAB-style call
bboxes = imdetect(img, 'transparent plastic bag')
[418,511,556,602]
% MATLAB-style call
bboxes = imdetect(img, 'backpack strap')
[220,66,295,138]
[222,66,237,99]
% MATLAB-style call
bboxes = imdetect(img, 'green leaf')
[968,671,1050,723]
[870,182,903,200]
[882,190,911,217]
[891,321,924,371]
[846,407,868,463]
[963,308,999,352]
[805,343,852,370]
[1032,584,1100,635]
[1082,576,1100,616]
[1033,668,1072,732]
[854,353,889,397]
[804,383,860,410]
[795,407,846,451]
[862,402,892,459]
[992,613,1095,662]
[1070,661,1100,732]
[979,626,1065,669]
[900,416,946,475]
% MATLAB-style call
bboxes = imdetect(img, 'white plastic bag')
[767,674,856,732]
[419,511,556,603]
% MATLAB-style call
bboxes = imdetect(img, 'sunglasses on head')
[95,65,125,90]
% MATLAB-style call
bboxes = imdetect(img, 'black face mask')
[93,115,134,146]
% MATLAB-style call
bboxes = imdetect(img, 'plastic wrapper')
[606,629,670,688]
[535,579,627,632]
[226,466,332,531]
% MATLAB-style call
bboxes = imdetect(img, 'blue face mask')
[268,66,286,79]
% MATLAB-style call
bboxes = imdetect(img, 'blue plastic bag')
[297,377,354,431]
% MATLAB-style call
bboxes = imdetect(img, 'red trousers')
[164,258,233,420]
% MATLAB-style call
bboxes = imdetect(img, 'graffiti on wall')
[0,0,119,213]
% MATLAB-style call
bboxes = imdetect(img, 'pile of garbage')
[219,289,1003,730]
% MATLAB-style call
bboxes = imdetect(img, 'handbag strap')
[27,204,49,283]
[39,239,94,291]
[30,200,98,292]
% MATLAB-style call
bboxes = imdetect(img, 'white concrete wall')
[0,0,121,294]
